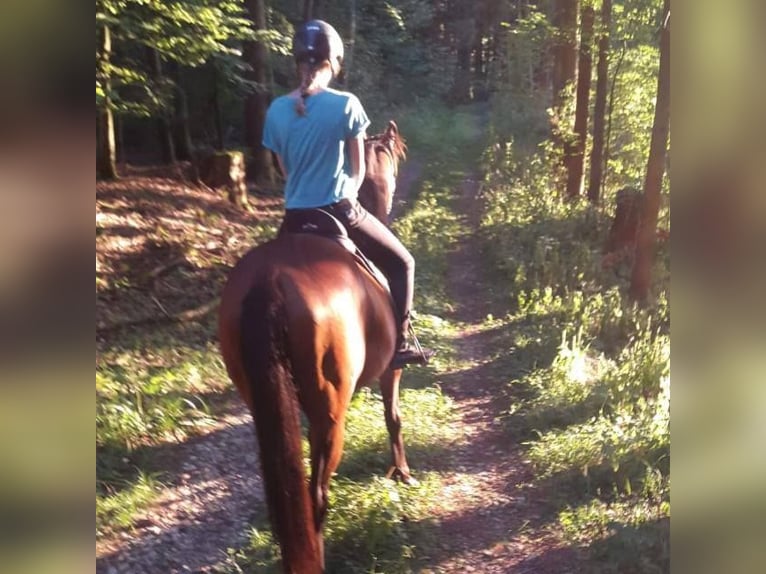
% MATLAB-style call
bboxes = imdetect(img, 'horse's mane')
[366,121,407,175]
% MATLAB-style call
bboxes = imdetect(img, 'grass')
[95,343,228,536]
[218,385,460,574]
[96,471,163,536]
[478,104,670,571]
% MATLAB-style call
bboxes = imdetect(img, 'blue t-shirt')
[262,88,371,209]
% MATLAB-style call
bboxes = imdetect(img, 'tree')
[244,0,277,184]
[630,0,670,301]
[95,0,255,167]
[551,0,578,110]
[451,1,475,104]
[97,23,118,180]
[147,47,176,164]
[565,2,595,199]
[587,0,611,203]
[303,0,314,21]
[550,0,579,185]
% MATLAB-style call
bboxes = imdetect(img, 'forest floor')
[417,173,580,574]
[96,127,585,572]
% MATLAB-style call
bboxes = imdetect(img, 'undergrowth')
[481,112,670,572]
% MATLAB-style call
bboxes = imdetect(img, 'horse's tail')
[239,280,322,574]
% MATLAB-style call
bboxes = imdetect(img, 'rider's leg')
[329,200,433,366]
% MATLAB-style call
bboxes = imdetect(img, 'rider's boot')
[390,312,435,370]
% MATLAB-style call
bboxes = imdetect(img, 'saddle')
[280,208,391,293]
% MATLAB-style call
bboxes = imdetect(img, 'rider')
[262,19,434,369]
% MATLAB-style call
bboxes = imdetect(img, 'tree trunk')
[551,0,578,110]
[197,150,250,210]
[587,0,611,204]
[565,3,595,199]
[172,65,194,162]
[550,0,579,185]
[212,64,225,151]
[472,0,487,101]
[147,48,176,165]
[97,25,117,180]
[453,39,473,103]
[344,0,357,87]
[303,0,313,21]
[630,0,670,301]
[604,41,627,194]
[244,0,276,185]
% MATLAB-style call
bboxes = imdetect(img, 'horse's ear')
[386,120,398,136]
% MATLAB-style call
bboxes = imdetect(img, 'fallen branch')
[97,297,220,333]
[146,256,188,281]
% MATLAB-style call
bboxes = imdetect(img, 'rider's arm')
[347,134,366,194]
[274,154,287,179]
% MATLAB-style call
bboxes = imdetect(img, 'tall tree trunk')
[147,48,176,165]
[344,0,357,87]
[551,0,579,185]
[587,0,611,204]
[565,3,595,199]
[454,39,473,103]
[472,0,487,101]
[212,63,225,151]
[551,0,578,110]
[171,65,194,162]
[302,0,313,21]
[244,0,276,184]
[604,41,627,194]
[450,1,475,104]
[630,0,670,301]
[97,25,117,180]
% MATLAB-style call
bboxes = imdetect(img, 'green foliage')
[396,104,484,163]
[96,0,256,116]
[558,488,670,573]
[480,65,669,568]
[606,44,661,191]
[220,473,445,574]
[96,471,162,535]
[96,359,216,452]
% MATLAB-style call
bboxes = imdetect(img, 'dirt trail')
[418,171,580,573]
[97,408,265,573]
[97,146,580,573]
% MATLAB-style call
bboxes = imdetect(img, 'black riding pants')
[327,199,414,338]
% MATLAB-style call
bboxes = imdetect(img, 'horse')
[218,121,411,573]
[359,120,407,224]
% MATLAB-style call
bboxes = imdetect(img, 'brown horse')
[218,121,411,573]
[358,120,407,224]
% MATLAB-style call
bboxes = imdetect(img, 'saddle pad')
[281,208,391,296]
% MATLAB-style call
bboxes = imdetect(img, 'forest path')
[409,164,579,573]
[375,108,581,570]
[97,407,264,574]
[95,109,581,573]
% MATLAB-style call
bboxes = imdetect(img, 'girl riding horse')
[262,19,432,369]
[219,20,433,573]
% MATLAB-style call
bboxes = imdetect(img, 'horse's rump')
[219,234,396,408]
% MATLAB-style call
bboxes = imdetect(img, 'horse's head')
[359,121,407,224]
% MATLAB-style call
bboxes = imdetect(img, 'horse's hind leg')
[380,368,416,485]
[304,380,350,570]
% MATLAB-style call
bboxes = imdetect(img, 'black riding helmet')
[292,20,344,77]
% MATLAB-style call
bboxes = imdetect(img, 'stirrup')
[390,324,435,369]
